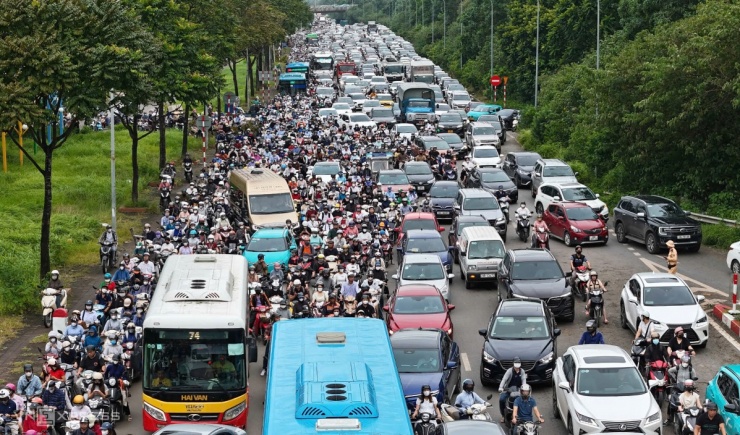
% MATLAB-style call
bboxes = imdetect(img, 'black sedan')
[437,133,468,157]
[502,152,541,188]
[464,167,518,202]
[428,180,459,222]
[436,112,466,137]
[478,298,560,387]
[403,161,436,194]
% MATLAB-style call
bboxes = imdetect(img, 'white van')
[459,226,506,289]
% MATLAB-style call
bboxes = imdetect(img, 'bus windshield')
[143,328,246,391]
[249,193,295,214]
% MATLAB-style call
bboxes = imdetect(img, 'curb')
[712,304,740,335]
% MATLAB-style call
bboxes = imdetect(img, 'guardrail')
[688,211,739,227]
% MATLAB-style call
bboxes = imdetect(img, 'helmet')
[586,319,597,332]
[48,331,58,339]
[51,270,59,275]
[575,244,582,251]
[590,271,598,277]
[706,401,718,411]
[674,326,684,335]
[73,395,85,404]
[0,389,9,399]
[101,422,113,430]
[23,363,33,372]
[521,383,531,397]
[294,279,301,286]
[258,254,265,259]
[87,414,96,425]
[4,383,15,392]
[47,357,57,366]
[104,273,112,279]
[92,372,104,380]
[683,379,695,390]
[86,300,93,305]
[641,311,650,319]
[462,379,474,393]
[31,397,43,404]
[513,357,522,369]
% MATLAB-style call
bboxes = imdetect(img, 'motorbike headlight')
[539,351,554,365]
[646,411,661,424]
[143,402,166,422]
[224,401,247,421]
[570,225,582,233]
[483,350,496,364]
[575,411,598,428]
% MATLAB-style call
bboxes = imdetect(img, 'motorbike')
[100,242,115,274]
[498,196,510,224]
[571,265,590,302]
[159,186,171,211]
[516,216,530,242]
[411,412,437,435]
[513,421,541,435]
[42,287,68,328]
[0,415,15,435]
[675,406,701,435]
[667,383,686,428]
[343,295,357,317]
[630,337,648,368]
[444,169,457,181]
[440,394,494,422]
[587,282,608,326]
[107,377,128,422]
[647,360,670,408]
[312,301,325,319]
[254,305,272,344]
[87,396,111,425]
[183,162,193,183]
[533,227,549,249]
[504,386,521,428]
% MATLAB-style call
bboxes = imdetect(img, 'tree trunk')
[216,89,222,121]
[40,150,53,279]
[249,51,257,97]
[229,59,239,97]
[158,99,166,170]
[257,48,263,89]
[131,115,140,203]
[182,103,190,158]
[245,49,250,103]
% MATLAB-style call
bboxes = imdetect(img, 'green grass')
[0,127,184,315]
[210,54,288,109]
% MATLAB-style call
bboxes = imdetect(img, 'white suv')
[553,345,662,435]
[619,272,708,347]
[392,253,454,301]
[534,182,608,220]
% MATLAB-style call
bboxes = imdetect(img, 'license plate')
[481,273,496,278]
[589,236,599,241]
[677,235,691,239]
[417,186,425,191]
[448,129,453,133]
[437,211,450,215]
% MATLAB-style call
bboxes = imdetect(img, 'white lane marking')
[633,252,641,257]
[627,247,635,251]
[708,315,740,354]
[461,352,472,372]
[639,258,726,296]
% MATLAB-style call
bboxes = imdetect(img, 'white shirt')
[416,396,438,415]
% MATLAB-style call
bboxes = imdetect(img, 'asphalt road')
[113,133,740,435]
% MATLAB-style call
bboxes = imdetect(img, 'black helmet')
[462,379,474,392]
[258,254,265,260]
[575,244,582,252]
[586,319,597,332]
[706,401,718,411]
[86,300,93,305]
[23,364,33,373]
[421,384,432,393]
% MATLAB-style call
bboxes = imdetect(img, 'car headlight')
[143,402,166,422]
[658,227,669,235]
[224,401,247,421]
[646,411,661,424]
[469,265,477,270]
[539,351,554,365]
[697,315,708,324]
[483,350,496,363]
[575,411,598,428]
[601,205,609,214]
[570,225,582,233]
[496,218,506,224]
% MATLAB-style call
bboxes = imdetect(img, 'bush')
[535,143,563,159]
[701,224,740,249]
[517,129,535,150]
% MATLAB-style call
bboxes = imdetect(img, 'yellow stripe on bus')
[143,393,247,414]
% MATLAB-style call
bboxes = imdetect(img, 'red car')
[542,202,609,246]
[383,284,455,337]
[395,212,445,245]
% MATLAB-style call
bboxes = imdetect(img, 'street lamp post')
[443,0,447,50]
[534,0,540,107]
[490,0,494,101]
[109,91,117,232]
[432,0,435,43]
[596,0,600,70]
[459,0,463,69]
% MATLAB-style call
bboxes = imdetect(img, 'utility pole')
[459,0,463,69]
[534,0,540,107]
[443,0,447,50]
[489,0,493,78]
[432,0,435,43]
[109,92,117,232]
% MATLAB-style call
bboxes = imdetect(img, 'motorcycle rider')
[695,402,726,435]
[411,384,442,422]
[98,224,118,259]
[531,215,549,248]
[455,379,488,420]
[44,357,65,386]
[17,364,42,398]
[511,384,544,427]
[103,309,123,333]
[88,372,108,399]
[585,270,608,324]
[102,334,123,360]
[498,357,527,423]
[678,379,703,414]
[667,326,696,357]
[634,311,656,341]
[65,317,85,340]
[669,354,698,385]
[356,294,376,318]
[254,254,269,276]
[69,394,92,421]
[0,389,18,435]
[138,252,157,276]
[70,415,96,435]
[83,326,102,351]
[104,354,131,421]
[112,261,130,282]
[569,245,591,290]
[78,345,104,376]
[250,286,271,335]
[48,269,65,308]
[80,300,98,327]
[643,331,666,378]
[41,380,68,413]
[60,340,77,366]
[578,320,605,344]
[45,331,62,356]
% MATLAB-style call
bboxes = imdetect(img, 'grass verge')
[0,127,184,316]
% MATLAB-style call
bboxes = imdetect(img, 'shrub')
[701,224,740,249]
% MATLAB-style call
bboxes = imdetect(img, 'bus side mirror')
[247,337,258,363]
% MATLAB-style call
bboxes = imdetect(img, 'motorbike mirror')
[486,394,494,400]
[246,337,258,363]
[447,304,455,310]
[447,273,455,280]
[553,328,561,337]
[725,404,739,414]
[437,226,445,232]
[478,328,487,337]
[382,305,389,312]
[558,381,571,392]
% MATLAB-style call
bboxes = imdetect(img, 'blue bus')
[285,61,310,74]
[263,318,414,435]
[277,72,307,96]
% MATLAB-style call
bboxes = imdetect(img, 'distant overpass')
[310,4,355,12]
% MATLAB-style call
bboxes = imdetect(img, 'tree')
[0,0,154,278]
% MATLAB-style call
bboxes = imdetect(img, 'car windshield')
[393,348,441,373]
[464,197,500,211]
[647,203,687,218]
[481,172,510,183]
[452,94,470,101]
[543,166,575,177]
[344,86,362,94]
[424,140,451,150]
[364,100,380,107]
[318,109,337,117]
[516,155,539,166]
[378,172,409,185]
[439,113,463,123]
[397,125,418,133]
[407,237,446,254]
[438,134,463,145]
[312,164,341,175]
[402,219,437,232]
[490,316,550,339]
[372,109,394,117]
[350,114,372,122]
[436,104,450,112]
[393,295,445,313]
[467,240,505,260]
[408,100,432,108]
[316,88,333,96]
[566,208,599,221]
[405,164,433,175]
[562,187,597,201]
[248,193,295,215]
[430,184,458,198]
[577,367,647,396]
[401,263,446,281]
[473,127,497,136]
[643,285,697,306]
[246,237,288,252]
[333,103,351,110]
[511,260,563,280]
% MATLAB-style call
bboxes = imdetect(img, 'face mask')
[652,339,660,345]
[333,312,340,316]
[110,340,117,346]
[682,363,689,368]
[137,310,143,314]
[25,372,32,377]
[86,305,92,311]
[71,322,78,327]
[104,279,111,283]
[120,266,124,270]
[50,338,57,343]
[108,230,112,233]
[423,391,431,397]
[102,431,109,435]
[514,363,521,369]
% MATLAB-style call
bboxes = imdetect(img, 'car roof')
[556,202,592,210]
[432,180,459,188]
[420,135,445,142]
[497,299,546,316]
[379,169,405,174]
[396,283,443,296]
[570,345,632,367]
[510,151,540,157]
[405,161,430,167]
[455,215,489,223]
[632,272,688,287]
[313,161,340,166]
[390,329,443,348]
[252,228,286,238]
[541,182,585,190]
[442,420,507,435]
[459,188,495,198]
[626,195,675,204]
[402,253,443,264]
[405,229,444,239]
[477,167,506,173]
[470,122,494,127]
[509,248,556,262]
[474,145,498,151]
[403,212,436,220]
[537,158,568,166]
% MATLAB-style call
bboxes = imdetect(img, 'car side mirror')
[448,274,455,280]
[391,274,399,280]
[382,305,389,312]
[697,295,706,303]
[636,212,646,219]
[446,360,458,370]
[725,404,739,414]
[453,205,461,211]
[574,172,579,176]
[447,304,455,310]
[595,193,600,198]
[459,250,466,258]
[534,172,541,177]
[247,337,258,363]
[558,381,571,392]
[510,163,517,169]
[553,328,561,337]
[553,196,560,202]
[478,328,487,337]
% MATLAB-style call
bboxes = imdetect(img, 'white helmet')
[0,389,9,399]
[51,270,59,275]
[47,357,57,365]
[92,372,104,380]
[48,331,58,339]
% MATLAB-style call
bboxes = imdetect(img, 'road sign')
[503,76,509,85]
[195,116,211,129]
[223,92,236,114]
[490,75,501,87]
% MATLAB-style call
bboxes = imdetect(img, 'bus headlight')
[143,402,166,422]
[224,401,247,421]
